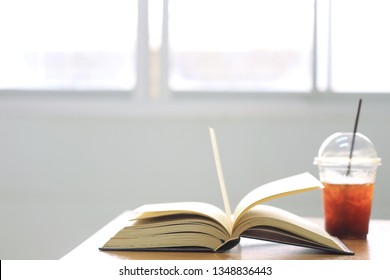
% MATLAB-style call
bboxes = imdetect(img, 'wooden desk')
[62,211,390,260]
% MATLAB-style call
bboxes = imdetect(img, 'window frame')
[0,0,146,99]
[0,0,389,106]
[160,0,390,100]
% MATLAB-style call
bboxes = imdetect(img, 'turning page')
[209,127,233,233]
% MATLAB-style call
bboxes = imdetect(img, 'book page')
[233,172,323,222]
[133,202,230,231]
[233,204,351,253]
[209,127,233,233]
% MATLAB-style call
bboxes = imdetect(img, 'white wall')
[0,96,389,259]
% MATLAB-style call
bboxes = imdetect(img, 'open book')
[100,128,353,255]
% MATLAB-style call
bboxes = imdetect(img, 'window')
[163,0,390,95]
[329,0,390,93]
[167,0,314,93]
[1,0,389,96]
[0,0,138,90]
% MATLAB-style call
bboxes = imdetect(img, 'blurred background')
[0,0,389,259]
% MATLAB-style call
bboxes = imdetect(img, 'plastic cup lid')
[313,132,381,167]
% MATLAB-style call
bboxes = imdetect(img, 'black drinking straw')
[346,98,363,176]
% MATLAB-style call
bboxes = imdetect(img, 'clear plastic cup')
[314,132,381,239]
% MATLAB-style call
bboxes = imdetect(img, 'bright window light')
[0,0,138,90]
[168,0,315,92]
[330,0,390,93]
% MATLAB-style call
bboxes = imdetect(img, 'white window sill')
[0,91,389,120]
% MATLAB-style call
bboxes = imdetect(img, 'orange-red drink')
[322,182,374,239]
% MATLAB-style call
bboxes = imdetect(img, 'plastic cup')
[314,132,381,239]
